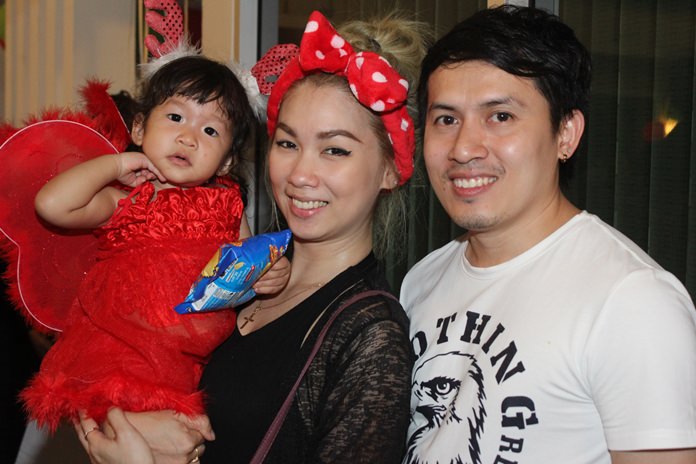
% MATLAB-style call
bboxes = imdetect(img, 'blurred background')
[1,0,695,462]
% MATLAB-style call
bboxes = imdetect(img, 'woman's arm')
[122,410,213,462]
[311,309,413,463]
[77,408,155,464]
[35,152,164,229]
[77,409,211,464]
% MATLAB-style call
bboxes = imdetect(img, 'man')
[402,6,696,464]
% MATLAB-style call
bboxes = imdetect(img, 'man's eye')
[434,115,457,126]
[492,112,512,123]
[167,113,182,122]
[204,127,219,137]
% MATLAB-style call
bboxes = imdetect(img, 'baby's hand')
[254,256,290,295]
[114,152,166,187]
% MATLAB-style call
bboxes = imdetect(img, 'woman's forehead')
[280,83,375,134]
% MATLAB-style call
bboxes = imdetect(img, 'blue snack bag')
[175,229,292,314]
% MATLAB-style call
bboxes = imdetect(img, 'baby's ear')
[130,114,146,145]
[216,156,235,176]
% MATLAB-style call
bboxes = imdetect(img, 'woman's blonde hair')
[266,12,432,261]
[337,12,432,261]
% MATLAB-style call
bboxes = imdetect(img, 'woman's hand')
[123,410,213,463]
[77,408,154,464]
[76,409,213,464]
[114,152,167,187]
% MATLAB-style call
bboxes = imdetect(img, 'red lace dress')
[21,180,243,431]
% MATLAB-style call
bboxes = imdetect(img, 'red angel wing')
[0,121,119,332]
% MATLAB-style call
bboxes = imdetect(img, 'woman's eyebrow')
[317,129,362,143]
[276,122,297,137]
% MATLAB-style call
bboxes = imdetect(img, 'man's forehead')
[426,63,541,107]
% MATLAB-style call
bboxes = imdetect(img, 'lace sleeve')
[311,302,413,463]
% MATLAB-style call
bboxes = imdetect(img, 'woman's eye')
[204,127,219,137]
[324,147,351,156]
[167,113,182,122]
[276,140,296,150]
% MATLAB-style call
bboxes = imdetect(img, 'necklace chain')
[239,282,325,330]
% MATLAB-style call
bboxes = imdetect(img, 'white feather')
[138,40,267,123]
[227,61,268,122]
[138,39,201,81]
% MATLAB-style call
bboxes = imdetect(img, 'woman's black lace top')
[200,253,413,463]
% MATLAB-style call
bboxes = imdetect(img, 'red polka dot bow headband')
[252,10,415,185]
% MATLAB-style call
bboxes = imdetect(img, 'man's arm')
[611,449,696,464]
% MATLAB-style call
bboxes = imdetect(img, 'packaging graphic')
[175,229,292,314]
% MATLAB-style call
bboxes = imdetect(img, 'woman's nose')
[286,152,320,188]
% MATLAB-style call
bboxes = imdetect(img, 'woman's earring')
[560,153,569,164]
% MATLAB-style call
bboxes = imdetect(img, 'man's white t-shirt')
[401,212,696,464]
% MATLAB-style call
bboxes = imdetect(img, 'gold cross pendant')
[238,302,262,330]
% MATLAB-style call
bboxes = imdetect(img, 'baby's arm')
[35,152,165,229]
[237,213,290,294]
[238,213,291,294]
[238,214,252,239]
[255,256,290,294]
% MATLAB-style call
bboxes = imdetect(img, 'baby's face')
[132,95,233,189]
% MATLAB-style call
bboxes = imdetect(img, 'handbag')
[249,289,398,463]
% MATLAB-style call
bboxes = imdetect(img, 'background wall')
[4,0,137,125]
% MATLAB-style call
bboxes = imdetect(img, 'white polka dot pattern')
[265,10,416,185]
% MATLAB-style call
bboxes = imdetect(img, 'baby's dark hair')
[136,55,255,165]
[110,90,139,132]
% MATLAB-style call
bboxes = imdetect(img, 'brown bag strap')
[249,289,397,464]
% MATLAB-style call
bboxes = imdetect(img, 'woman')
[78,10,430,463]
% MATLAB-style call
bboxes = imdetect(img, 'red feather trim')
[0,80,131,151]
[79,80,132,151]
[21,370,205,432]
[0,122,19,145]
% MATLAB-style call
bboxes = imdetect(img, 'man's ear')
[557,110,585,162]
[130,114,145,146]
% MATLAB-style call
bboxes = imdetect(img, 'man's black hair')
[418,5,592,183]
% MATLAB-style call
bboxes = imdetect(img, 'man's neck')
[465,196,580,267]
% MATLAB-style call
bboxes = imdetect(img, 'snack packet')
[175,229,292,314]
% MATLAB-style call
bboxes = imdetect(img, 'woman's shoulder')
[333,255,407,325]
[338,286,405,323]
[311,280,413,394]
[301,254,411,362]
[322,280,409,349]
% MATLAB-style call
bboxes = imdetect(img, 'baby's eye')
[204,127,219,137]
[167,113,182,122]
[324,147,351,156]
